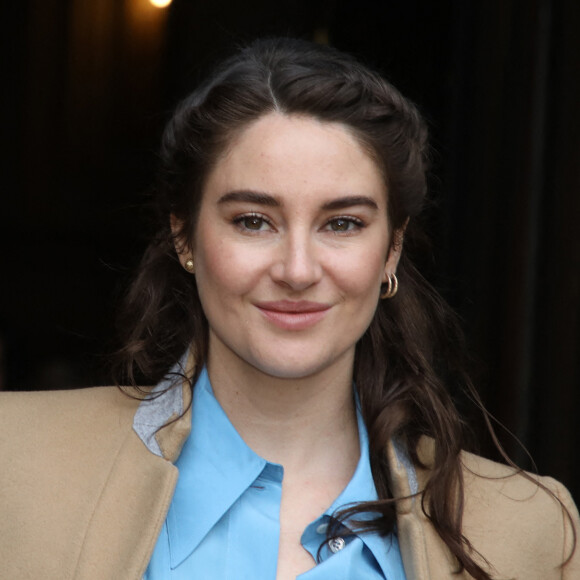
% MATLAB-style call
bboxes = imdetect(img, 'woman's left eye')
[325,217,364,232]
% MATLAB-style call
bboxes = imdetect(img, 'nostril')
[271,243,322,290]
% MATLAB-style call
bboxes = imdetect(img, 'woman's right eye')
[233,214,271,232]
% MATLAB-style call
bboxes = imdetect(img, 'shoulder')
[416,438,577,525]
[0,384,141,412]
[413,438,579,577]
[459,448,577,517]
[0,386,142,438]
[459,450,579,577]
[0,387,143,472]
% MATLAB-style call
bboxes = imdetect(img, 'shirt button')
[328,537,346,553]
[316,523,328,535]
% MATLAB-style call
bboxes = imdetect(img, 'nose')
[270,230,323,291]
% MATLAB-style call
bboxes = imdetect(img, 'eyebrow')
[218,190,281,206]
[321,196,379,211]
[217,190,379,211]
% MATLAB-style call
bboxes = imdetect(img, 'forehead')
[203,113,387,207]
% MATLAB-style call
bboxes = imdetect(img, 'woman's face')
[186,113,402,381]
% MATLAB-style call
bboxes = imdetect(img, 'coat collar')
[132,351,194,463]
[387,438,433,578]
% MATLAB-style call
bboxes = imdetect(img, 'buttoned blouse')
[145,368,406,579]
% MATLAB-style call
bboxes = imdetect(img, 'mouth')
[255,300,331,330]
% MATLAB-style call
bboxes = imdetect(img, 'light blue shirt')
[145,368,407,579]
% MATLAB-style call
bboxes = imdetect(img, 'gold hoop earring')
[380,273,398,299]
[184,258,195,273]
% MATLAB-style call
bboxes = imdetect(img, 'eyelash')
[231,213,366,234]
[232,213,272,232]
[325,216,366,233]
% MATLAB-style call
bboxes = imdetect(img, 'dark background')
[1,0,579,500]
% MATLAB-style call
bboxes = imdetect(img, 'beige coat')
[1,380,578,579]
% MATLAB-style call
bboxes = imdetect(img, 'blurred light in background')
[149,0,172,7]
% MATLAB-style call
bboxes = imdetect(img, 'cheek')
[194,232,266,305]
[196,241,236,299]
[330,248,386,299]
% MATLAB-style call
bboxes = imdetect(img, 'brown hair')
[113,37,567,579]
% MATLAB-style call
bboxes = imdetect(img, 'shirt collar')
[166,368,269,568]
[164,369,410,576]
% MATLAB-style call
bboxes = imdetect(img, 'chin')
[259,365,322,381]
[246,350,349,382]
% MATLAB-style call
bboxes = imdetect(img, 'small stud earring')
[184,258,195,273]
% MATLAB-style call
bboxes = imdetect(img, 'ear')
[170,214,193,269]
[382,225,406,283]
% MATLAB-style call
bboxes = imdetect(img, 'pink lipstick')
[255,300,331,330]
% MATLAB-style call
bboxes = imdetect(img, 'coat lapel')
[74,429,179,580]
[387,439,432,579]
[76,356,195,580]
[387,438,461,579]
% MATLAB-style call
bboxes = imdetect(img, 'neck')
[205,348,359,473]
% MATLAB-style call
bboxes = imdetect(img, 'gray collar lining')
[132,358,187,457]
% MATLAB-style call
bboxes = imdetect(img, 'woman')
[1,38,578,579]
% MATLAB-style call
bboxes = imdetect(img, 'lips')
[255,300,331,330]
